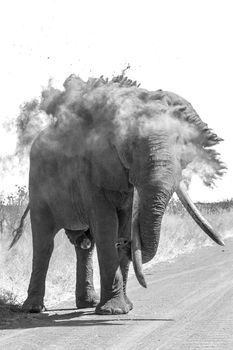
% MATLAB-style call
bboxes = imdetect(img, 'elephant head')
[113,91,225,288]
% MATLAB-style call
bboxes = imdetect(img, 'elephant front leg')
[74,230,99,308]
[91,199,131,315]
[96,244,131,315]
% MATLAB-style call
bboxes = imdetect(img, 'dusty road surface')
[1,238,233,350]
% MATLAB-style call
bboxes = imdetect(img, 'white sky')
[0,0,233,201]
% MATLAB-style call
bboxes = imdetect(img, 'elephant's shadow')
[0,307,174,330]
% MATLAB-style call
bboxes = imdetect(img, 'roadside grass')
[1,188,233,309]
[0,289,23,327]
[154,207,233,265]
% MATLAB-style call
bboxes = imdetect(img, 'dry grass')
[1,189,233,308]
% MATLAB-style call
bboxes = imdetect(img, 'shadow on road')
[0,307,174,330]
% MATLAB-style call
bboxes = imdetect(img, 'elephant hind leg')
[22,204,57,313]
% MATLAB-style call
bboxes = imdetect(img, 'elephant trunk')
[130,137,176,287]
[131,185,174,287]
[139,185,174,263]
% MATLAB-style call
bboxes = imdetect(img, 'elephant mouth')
[131,182,224,288]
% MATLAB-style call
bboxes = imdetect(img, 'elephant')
[12,75,225,315]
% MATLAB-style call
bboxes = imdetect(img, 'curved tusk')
[131,189,147,288]
[176,182,224,246]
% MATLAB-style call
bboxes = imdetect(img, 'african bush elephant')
[13,75,225,315]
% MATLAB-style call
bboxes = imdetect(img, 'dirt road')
[1,239,233,350]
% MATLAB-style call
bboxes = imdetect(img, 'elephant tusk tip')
[214,235,225,246]
[218,239,225,247]
[141,280,147,289]
[137,274,147,288]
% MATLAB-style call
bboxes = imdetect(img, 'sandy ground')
[1,238,233,350]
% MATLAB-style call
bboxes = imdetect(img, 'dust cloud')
[40,73,226,187]
[16,98,51,157]
[2,71,227,195]
[0,99,51,195]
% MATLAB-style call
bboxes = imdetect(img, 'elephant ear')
[90,136,130,191]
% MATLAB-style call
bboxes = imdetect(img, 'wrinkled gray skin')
[21,112,223,315]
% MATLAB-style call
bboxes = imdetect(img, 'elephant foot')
[125,295,133,310]
[76,291,99,309]
[22,297,45,313]
[95,296,132,315]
